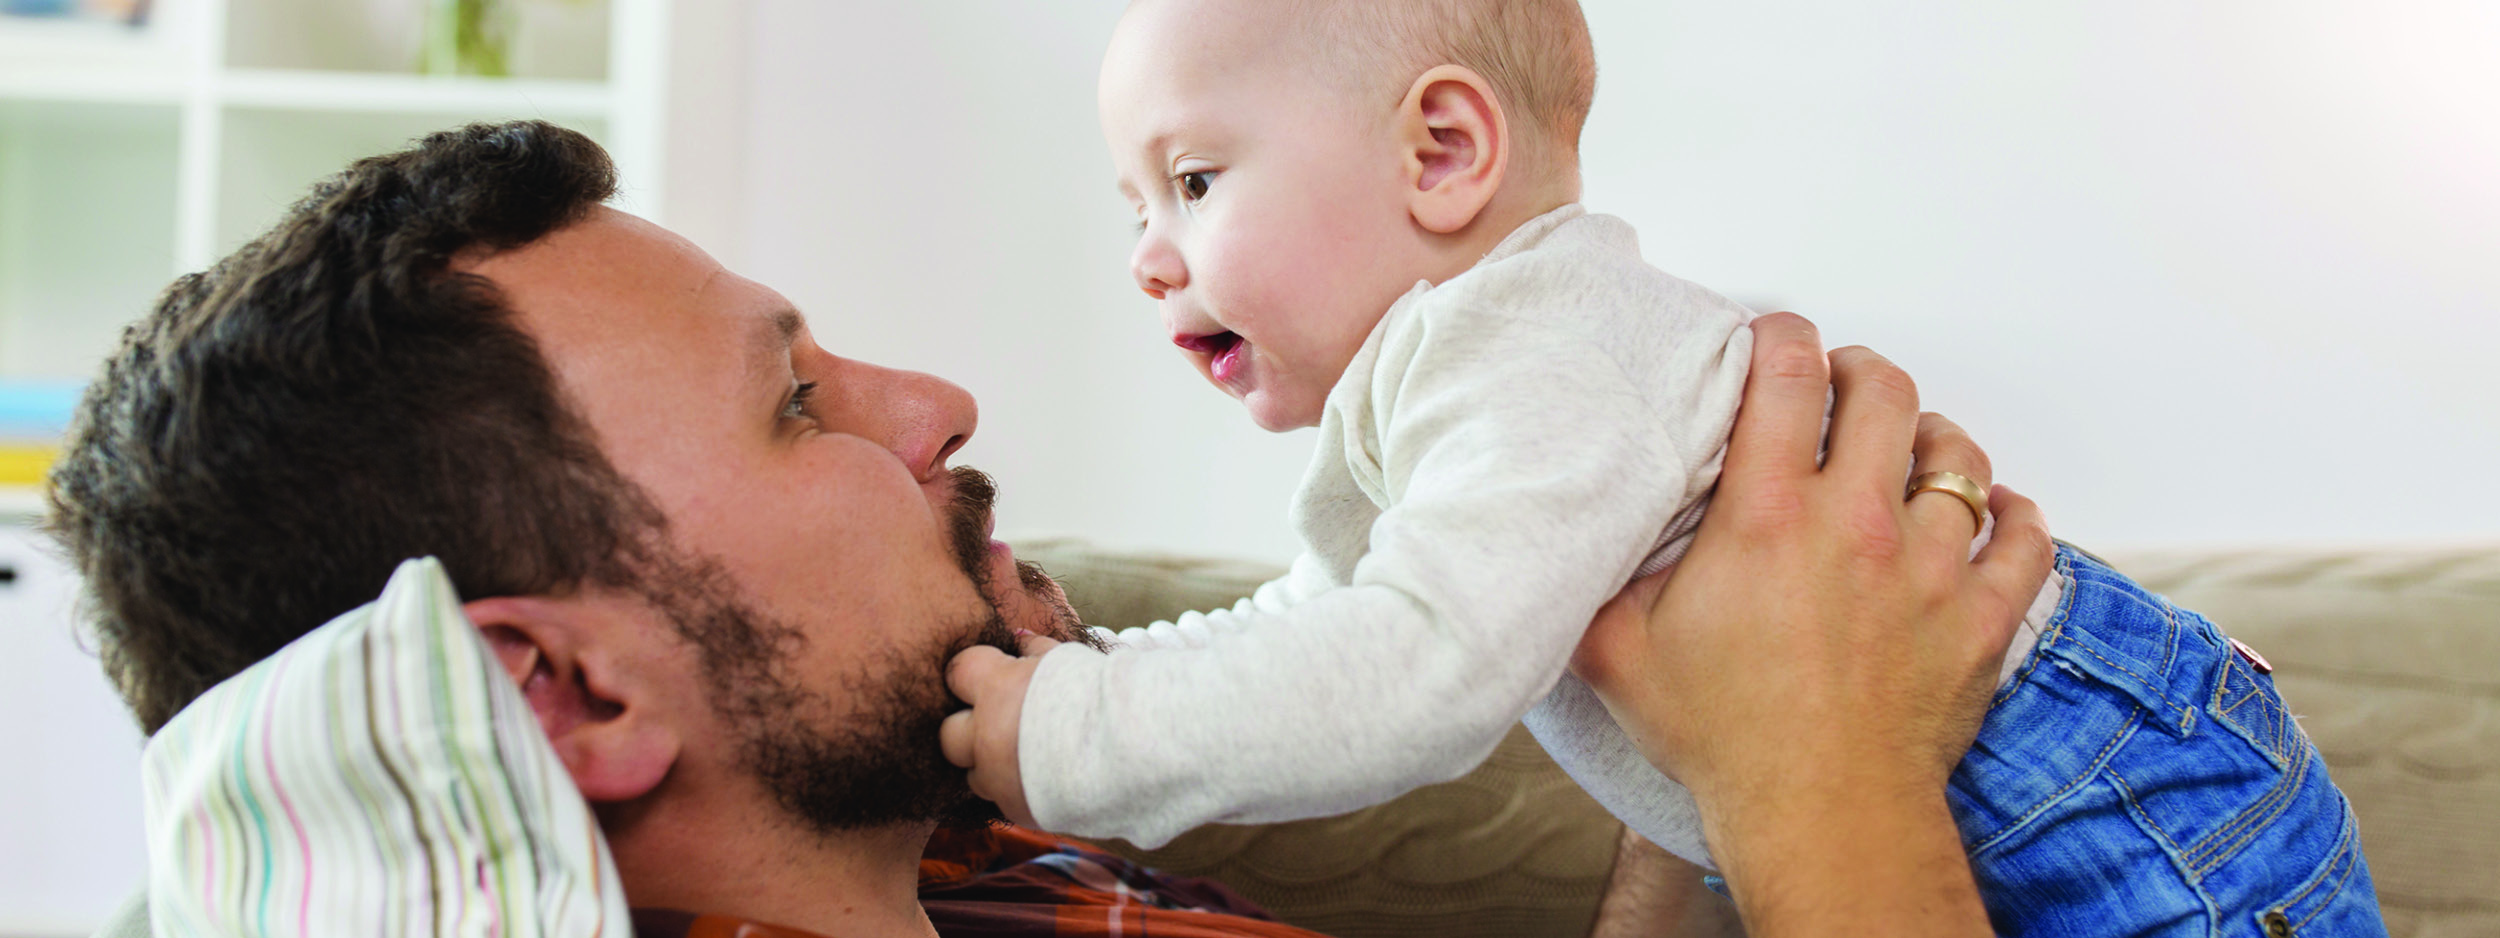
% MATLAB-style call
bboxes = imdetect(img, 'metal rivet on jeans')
[2263,910,2293,937]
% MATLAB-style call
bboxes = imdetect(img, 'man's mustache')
[948,465,999,540]
[943,465,1106,653]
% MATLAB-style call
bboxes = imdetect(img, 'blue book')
[0,381,83,441]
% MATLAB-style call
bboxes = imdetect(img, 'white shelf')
[1,67,610,117]
[0,10,186,68]
[0,65,185,105]
[0,488,44,522]
[220,69,610,117]
[1,0,672,374]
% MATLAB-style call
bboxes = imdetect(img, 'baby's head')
[1101,0,1596,430]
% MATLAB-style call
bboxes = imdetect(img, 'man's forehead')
[471,210,737,343]
[461,208,815,421]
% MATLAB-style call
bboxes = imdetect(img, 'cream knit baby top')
[1019,205,2053,865]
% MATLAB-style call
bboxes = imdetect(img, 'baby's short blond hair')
[1290,0,1597,166]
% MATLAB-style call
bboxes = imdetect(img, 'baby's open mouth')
[1174,331,1248,384]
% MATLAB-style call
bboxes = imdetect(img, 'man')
[48,122,2046,937]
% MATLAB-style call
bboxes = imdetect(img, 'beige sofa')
[1015,539,2500,938]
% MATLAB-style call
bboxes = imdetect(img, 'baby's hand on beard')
[940,631,1058,827]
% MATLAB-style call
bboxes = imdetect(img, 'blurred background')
[2,1,2493,934]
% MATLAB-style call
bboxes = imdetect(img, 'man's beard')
[940,466,1097,649]
[643,465,1092,836]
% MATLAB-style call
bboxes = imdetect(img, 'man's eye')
[782,381,819,422]
[1177,171,1215,202]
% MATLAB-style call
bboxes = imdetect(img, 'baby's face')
[1100,1,1435,431]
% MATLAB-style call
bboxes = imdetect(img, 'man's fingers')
[1909,413,1992,490]
[1726,312,1832,481]
[1822,345,1921,489]
[1571,567,1672,688]
[946,644,1015,702]
[939,709,978,768]
[1970,485,2055,623]
[1903,412,1993,548]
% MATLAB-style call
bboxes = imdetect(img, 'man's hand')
[1570,312,2055,937]
[940,633,1057,828]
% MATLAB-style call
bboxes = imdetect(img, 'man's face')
[465,207,1081,830]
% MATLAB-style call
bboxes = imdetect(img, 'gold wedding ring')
[1906,470,1990,531]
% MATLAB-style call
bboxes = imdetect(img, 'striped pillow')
[140,558,633,937]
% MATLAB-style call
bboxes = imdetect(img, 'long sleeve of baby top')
[1021,206,1755,848]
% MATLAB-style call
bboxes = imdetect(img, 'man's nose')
[1130,227,1186,300]
[847,361,976,483]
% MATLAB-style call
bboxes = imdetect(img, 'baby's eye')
[1177,170,1216,202]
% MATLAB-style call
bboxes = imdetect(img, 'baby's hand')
[940,632,1057,827]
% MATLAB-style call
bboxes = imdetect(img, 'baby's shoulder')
[1416,214,1753,349]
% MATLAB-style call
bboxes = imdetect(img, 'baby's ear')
[1399,64,1508,234]
[465,595,682,804]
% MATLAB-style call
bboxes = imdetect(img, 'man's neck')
[606,800,941,938]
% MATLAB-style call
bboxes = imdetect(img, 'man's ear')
[1399,64,1509,234]
[464,595,681,804]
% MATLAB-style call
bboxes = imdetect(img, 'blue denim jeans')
[1947,545,2386,936]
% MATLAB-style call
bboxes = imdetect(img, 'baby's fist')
[940,632,1056,827]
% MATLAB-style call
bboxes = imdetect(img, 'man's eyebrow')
[769,307,804,349]
[750,307,805,389]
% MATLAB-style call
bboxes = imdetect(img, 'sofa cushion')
[137,558,631,938]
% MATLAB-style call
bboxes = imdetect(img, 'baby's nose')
[1130,231,1186,299]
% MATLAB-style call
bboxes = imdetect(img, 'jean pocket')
[2209,635,2301,772]
[2238,803,2381,937]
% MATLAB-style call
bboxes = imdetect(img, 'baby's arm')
[1092,550,1339,651]
[1006,294,1751,847]
[944,549,1336,826]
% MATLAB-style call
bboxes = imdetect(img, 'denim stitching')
[2107,768,2221,936]
[2106,767,2187,860]
[2220,655,2290,755]
[2070,640,2195,731]
[2212,657,2294,767]
[2052,564,2196,732]
[2212,667,2265,750]
[2154,595,2182,698]
[2279,793,2355,914]
[2290,808,2362,930]
[1969,714,2139,855]
[2188,755,2304,877]
[2185,736,2312,876]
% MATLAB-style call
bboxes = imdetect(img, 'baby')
[948,0,2385,931]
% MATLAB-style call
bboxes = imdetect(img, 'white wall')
[1574,0,2500,549]
[730,1,1319,562]
[720,0,2498,560]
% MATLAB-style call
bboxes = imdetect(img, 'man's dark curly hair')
[45,120,665,734]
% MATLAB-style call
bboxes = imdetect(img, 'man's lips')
[1174,331,1248,385]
